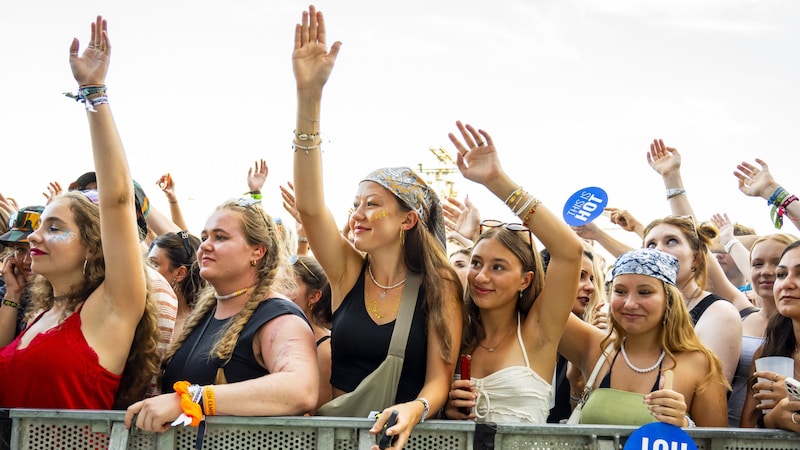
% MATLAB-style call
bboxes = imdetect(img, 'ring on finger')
[771,381,775,390]
[476,140,485,146]
[774,373,780,381]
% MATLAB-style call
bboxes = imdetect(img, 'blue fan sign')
[623,422,697,450]
[562,187,608,226]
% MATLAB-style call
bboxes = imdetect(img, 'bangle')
[2,299,20,309]
[203,385,217,416]
[298,237,308,243]
[723,239,741,253]
[514,195,535,217]
[684,415,696,428]
[504,187,523,206]
[792,412,800,425]
[666,188,686,200]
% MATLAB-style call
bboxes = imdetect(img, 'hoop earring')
[400,229,405,247]
[83,259,88,275]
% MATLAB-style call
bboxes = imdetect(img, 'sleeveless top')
[472,314,552,424]
[330,264,427,404]
[162,298,308,391]
[579,351,661,425]
[689,293,724,326]
[728,335,765,427]
[0,307,121,409]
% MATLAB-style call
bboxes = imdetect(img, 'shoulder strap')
[689,294,721,325]
[584,342,615,391]
[739,306,760,320]
[387,272,422,358]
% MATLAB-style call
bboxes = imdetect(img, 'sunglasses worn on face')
[480,219,533,247]
[288,254,320,283]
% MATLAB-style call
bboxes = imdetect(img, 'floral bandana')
[611,248,679,286]
[361,167,446,249]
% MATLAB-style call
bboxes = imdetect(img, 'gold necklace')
[478,326,515,353]
[368,264,407,299]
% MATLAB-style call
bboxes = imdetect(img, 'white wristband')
[666,188,686,200]
[723,239,741,254]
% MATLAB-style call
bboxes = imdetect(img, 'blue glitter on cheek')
[49,230,76,244]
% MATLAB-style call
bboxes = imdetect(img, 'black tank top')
[163,298,308,391]
[599,350,662,392]
[330,264,428,404]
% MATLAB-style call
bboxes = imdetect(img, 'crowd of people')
[1,7,800,449]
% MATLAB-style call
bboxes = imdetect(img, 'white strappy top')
[471,314,552,424]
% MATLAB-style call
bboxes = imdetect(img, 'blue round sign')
[562,187,608,226]
[623,422,697,450]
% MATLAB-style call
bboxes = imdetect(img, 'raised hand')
[734,159,781,200]
[646,139,681,177]
[0,192,19,215]
[247,159,269,193]
[292,5,342,91]
[710,213,734,245]
[41,181,63,205]
[442,196,481,243]
[605,207,644,236]
[449,121,504,187]
[156,173,176,197]
[69,16,110,86]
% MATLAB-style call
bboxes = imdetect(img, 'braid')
[162,285,215,364]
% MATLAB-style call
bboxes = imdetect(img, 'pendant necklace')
[214,285,254,301]
[478,326,514,353]
[368,264,406,299]
[620,338,666,373]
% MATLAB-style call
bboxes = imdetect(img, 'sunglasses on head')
[288,254,319,283]
[178,230,194,261]
[480,220,533,247]
[234,197,270,231]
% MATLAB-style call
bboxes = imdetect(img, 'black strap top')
[599,350,662,392]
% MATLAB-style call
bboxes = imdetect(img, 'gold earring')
[250,259,257,267]
[83,259,88,275]
[400,229,405,247]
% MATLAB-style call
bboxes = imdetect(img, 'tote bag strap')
[580,342,616,403]
[387,272,422,358]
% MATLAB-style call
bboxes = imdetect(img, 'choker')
[214,286,253,301]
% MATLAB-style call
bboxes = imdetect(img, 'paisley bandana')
[361,167,446,249]
[612,248,679,286]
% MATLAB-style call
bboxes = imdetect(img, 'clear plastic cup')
[755,356,795,413]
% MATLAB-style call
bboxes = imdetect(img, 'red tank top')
[0,308,121,409]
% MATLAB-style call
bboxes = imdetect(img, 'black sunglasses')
[480,219,533,247]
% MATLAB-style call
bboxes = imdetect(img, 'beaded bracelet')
[2,299,20,309]
[522,198,542,224]
[294,130,320,141]
[293,142,321,154]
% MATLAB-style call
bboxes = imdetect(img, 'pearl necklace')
[368,264,406,299]
[214,286,253,301]
[620,338,666,373]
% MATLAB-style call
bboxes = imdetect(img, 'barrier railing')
[2,409,799,449]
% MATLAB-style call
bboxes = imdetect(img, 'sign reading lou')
[623,422,697,450]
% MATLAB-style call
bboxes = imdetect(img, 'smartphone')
[459,354,472,415]
[377,409,399,449]
[786,377,800,401]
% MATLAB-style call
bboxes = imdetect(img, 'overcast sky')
[2,1,798,245]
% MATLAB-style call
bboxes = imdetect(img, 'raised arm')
[291,6,356,298]
[573,220,633,258]
[735,159,800,232]
[449,121,583,372]
[70,16,146,354]
[155,173,189,231]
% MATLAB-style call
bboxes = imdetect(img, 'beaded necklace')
[367,264,406,299]
[214,286,253,301]
[620,338,666,374]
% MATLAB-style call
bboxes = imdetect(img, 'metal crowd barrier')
[2,409,799,449]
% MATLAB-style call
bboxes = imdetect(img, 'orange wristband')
[173,381,203,427]
[203,385,217,416]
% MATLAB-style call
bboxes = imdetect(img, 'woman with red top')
[0,16,160,409]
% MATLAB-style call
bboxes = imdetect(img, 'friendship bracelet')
[515,195,535,217]
[508,190,528,212]
[2,299,20,309]
[63,85,108,112]
[294,130,320,141]
[768,186,786,206]
[771,193,798,229]
[666,188,686,200]
[293,142,321,155]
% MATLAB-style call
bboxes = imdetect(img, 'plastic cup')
[755,356,795,413]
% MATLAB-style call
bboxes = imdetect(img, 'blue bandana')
[612,248,679,286]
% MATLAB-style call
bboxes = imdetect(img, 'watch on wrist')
[416,397,430,422]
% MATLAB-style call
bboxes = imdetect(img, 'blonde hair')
[603,280,729,391]
[643,216,718,290]
[164,200,294,364]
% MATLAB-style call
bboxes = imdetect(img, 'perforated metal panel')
[406,429,466,449]
[22,422,109,450]
[176,424,317,450]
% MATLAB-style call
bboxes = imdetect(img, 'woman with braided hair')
[125,199,318,432]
